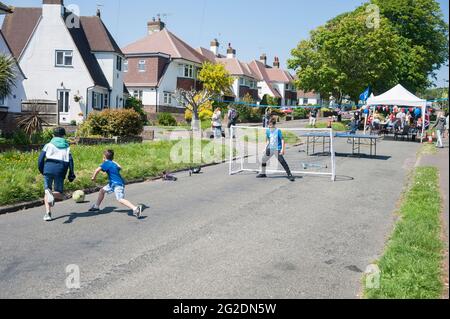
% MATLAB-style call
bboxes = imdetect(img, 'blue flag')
[359,87,371,102]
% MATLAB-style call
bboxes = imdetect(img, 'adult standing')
[263,107,272,128]
[211,108,222,139]
[309,107,318,127]
[433,112,446,148]
[227,105,239,138]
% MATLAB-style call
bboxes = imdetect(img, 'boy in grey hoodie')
[38,127,76,221]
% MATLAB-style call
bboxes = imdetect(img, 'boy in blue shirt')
[38,127,76,222]
[257,117,295,182]
[89,150,142,218]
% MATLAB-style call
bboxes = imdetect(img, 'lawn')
[364,167,443,299]
[307,121,348,131]
[0,139,229,207]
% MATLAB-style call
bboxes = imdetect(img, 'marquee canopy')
[366,84,426,108]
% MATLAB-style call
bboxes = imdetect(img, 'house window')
[104,94,109,108]
[183,64,194,78]
[133,90,143,101]
[138,60,146,72]
[0,96,6,106]
[303,98,309,105]
[58,90,70,113]
[55,50,73,67]
[163,92,172,105]
[116,56,122,71]
[124,60,128,72]
[92,92,104,110]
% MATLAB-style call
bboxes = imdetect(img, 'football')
[73,190,85,203]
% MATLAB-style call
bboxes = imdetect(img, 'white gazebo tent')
[367,84,427,142]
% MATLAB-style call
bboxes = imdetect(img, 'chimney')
[43,0,64,18]
[147,15,165,35]
[273,56,280,68]
[96,8,101,18]
[227,43,236,59]
[260,53,267,66]
[210,39,220,56]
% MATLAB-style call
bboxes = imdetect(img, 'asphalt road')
[0,132,420,299]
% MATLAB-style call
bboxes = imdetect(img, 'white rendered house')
[1,0,125,124]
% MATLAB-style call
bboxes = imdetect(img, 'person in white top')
[211,108,222,139]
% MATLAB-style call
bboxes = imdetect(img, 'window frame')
[0,95,6,106]
[138,60,146,72]
[116,56,123,71]
[163,92,173,105]
[55,50,73,67]
[123,60,128,72]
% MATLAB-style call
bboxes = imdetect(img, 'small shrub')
[157,112,177,127]
[199,109,213,121]
[70,120,77,126]
[293,108,308,119]
[12,130,30,145]
[83,109,144,137]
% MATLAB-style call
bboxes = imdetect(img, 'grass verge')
[307,121,348,131]
[364,167,443,299]
[0,139,230,207]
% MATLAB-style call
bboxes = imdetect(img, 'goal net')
[229,126,336,181]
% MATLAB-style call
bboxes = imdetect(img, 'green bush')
[157,112,177,127]
[293,108,308,119]
[85,109,144,137]
[12,130,30,145]
[125,97,148,125]
[236,105,262,123]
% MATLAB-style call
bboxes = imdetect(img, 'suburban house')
[1,0,125,125]
[0,1,27,133]
[122,17,208,119]
[198,42,260,103]
[249,55,297,107]
[200,40,298,107]
[297,90,321,106]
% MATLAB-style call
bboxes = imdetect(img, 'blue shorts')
[103,184,125,201]
[44,174,64,193]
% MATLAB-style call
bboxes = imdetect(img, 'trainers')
[134,205,143,219]
[89,206,100,212]
[256,174,267,178]
[45,189,55,207]
[43,212,52,222]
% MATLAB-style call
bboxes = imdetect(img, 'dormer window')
[183,64,194,78]
[55,50,73,67]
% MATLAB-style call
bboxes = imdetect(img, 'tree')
[0,54,16,99]
[175,62,233,130]
[372,0,449,82]
[288,1,448,104]
[125,96,148,125]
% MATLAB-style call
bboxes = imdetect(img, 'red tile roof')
[1,7,42,58]
[123,29,207,65]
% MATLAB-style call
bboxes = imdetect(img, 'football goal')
[229,126,336,181]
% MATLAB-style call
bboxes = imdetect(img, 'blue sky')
[4,0,450,87]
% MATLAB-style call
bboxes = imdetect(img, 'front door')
[58,90,70,124]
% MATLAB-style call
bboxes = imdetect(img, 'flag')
[359,87,371,102]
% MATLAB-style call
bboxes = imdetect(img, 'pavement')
[0,124,421,299]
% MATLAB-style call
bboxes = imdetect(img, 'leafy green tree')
[288,1,448,104]
[0,54,16,99]
[372,0,449,81]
